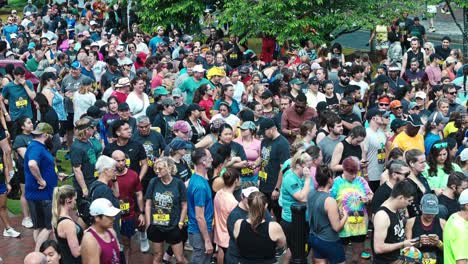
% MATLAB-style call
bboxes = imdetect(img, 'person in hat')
[149,26,165,55]
[100,57,123,95]
[288,78,304,100]
[387,63,408,93]
[305,76,326,108]
[392,114,425,152]
[111,77,131,104]
[390,100,406,120]
[179,64,211,104]
[253,118,290,219]
[443,188,468,263]
[407,102,420,116]
[24,122,61,251]
[172,88,188,118]
[184,104,206,144]
[389,118,408,142]
[405,193,445,264]
[152,97,178,142]
[145,86,170,122]
[260,89,280,119]
[81,196,121,264]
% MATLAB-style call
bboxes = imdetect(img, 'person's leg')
[0,193,11,228]
[122,236,131,263]
[171,242,186,264]
[217,246,225,264]
[352,241,364,263]
[0,138,13,180]
[189,232,210,264]
[152,242,165,264]
[35,228,52,251]
[19,184,30,220]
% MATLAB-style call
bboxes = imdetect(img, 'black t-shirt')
[103,139,147,174]
[42,108,59,134]
[438,194,459,220]
[70,139,97,187]
[371,182,392,215]
[434,45,451,60]
[132,130,166,163]
[13,134,33,169]
[144,177,187,231]
[175,104,188,120]
[173,159,192,182]
[259,135,291,193]
[89,181,121,241]
[339,112,361,136]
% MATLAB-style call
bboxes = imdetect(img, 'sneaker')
[184,243,193,251]
[139,231,150,252]
[3,228,20,238]
[361,251,372,259]
[22,217,33,228]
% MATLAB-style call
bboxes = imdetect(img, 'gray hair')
[388,160,408,175]
[136,115,150,124]
[95,155,117,174]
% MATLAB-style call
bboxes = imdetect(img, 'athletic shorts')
[120,218,137,238]
[28,199,52,229]
[147,225,182,244]
[376,41,389,50]
[0,127,6,141]
[280,219,293,247]
[309,234,346,264]
[0,183,6,195]
[341,234,366,245]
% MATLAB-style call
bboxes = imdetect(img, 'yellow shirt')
[392,131,425,152]
[443,121,458,138]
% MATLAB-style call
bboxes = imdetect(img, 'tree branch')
[334,26,362,39]
[445,0,468,41]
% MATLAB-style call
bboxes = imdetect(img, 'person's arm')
[28,160,46,188]
[373,210,414,254]
[136,191,145,227]
[62,220,81,257]
[316,132,326,144]
[401,53,408,77]
[325,197,347,232]
[291,170,311,203]
[22,80,36,100]
[179,201,187,229]
[80,232,100,264]
[144,199,152,229]
[16,147,27,159]
[330,142,344,172]
[405,217,415,240]
[341,119,360,131]
[272,164,284,200]
[111,178,119,198]
[139,158,148,181]
[369,30,376,44]
[72,166,88,196]
[195,206,213,254]
[269,221,287,249]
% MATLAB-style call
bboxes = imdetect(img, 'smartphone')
[428,234,437,239]
[413,237,420,242]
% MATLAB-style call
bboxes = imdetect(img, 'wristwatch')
[274,187,280,192]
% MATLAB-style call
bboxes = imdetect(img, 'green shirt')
[422,163,463,190]
[179,77,211,104]
[444,213,468,263]
[26,58,39,72]
[279,170,305,222]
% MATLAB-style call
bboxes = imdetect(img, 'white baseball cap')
[460,148,468,162]
[192,65,205,73]
[242,186,259,199]
[459,189,468,205]
[89,198,120,217]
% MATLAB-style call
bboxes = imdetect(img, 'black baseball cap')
[258,118,276,135]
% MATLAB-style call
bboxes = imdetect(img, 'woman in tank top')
[307,165,347,264]
[233,191,286,264]
[81,198,121,264]
[330,126,366,175]
[51,185,83,263]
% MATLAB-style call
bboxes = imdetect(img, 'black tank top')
[54,217,84,264]
[406,50,424,69]
[236,220,276,264]
[373,207,405,264]
[412,216,443,264]
[325,93,340,107]
[339,139,362,164]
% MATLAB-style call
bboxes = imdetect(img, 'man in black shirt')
[334,69,349,96]
[438,172,468,220]
[371,160,410,216]
[373,181,418,263]
[103,120,148,183]
[339,96,361,136]
[434,36,452,60]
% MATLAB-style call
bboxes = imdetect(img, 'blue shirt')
[24,140,57,201]
[149,36,164,55]
[214,99,240,115]
[187,173,213,234]
[424,132,441,156]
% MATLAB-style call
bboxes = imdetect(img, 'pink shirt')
[234,137,261,161]
[213,189,238,248]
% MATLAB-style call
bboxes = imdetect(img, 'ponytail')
[247,192,267,232]
[51,185,76,229]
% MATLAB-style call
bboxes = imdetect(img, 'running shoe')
[139,231,150,252]
[3,228,20,238]
[361,250,372,259]
[22,217,33,228]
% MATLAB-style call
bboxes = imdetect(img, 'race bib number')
[259,170,267,181]
[125,159,131,167]
[377,148,386,164]
[149,97,155,104]
[94,170,99,177]
[15,99,28,107]
[148,159,154,167]
[241,167,254,176]
[153,213,170,226]
[119,199,130,215]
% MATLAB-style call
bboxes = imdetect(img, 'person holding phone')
[405,194,445,264]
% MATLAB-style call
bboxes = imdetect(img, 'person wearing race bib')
[111,150,144,261]
[145,157,187,264]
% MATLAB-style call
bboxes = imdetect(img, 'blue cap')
[168,138,192,150]
[28,42,36,49]
[71,61,81,69]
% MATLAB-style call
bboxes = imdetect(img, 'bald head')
[24,252,47,264]
[112,150,127,172]
[111,150,125,160]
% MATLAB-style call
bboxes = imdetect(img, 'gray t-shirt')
[365,128,386,181]
[13,134,33,168]
[318,135,346,164]
[144,177,187,231]
[70,139,97,187]
[307,191,340,242]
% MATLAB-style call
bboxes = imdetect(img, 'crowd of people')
[0,1,467,264]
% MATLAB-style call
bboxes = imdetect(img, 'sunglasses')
[448,91,457,95]
[379,103,389,107]
[394,171,411,177]
[393,106,403,110]
[433,142,448,149]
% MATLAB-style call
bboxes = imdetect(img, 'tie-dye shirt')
[330,176,373,238]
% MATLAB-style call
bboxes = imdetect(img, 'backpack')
[77,183,101,226]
